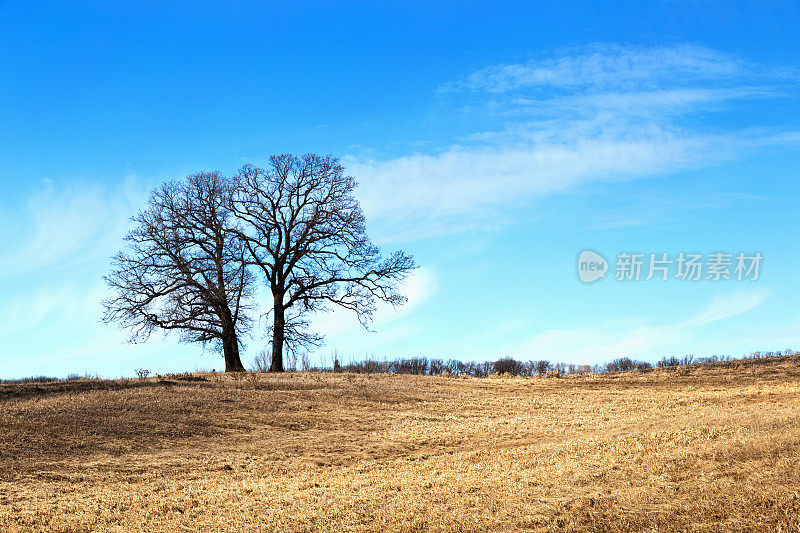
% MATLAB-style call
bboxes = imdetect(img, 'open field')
[2,357,800,532]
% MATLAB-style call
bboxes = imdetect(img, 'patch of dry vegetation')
[2,356,800,531]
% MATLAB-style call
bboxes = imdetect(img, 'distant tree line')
[255,349,798,377]
[3,349,796,384]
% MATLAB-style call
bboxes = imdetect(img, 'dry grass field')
[2,356,800,532]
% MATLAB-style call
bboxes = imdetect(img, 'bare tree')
[102,172,253,372]
[231,154,416,372]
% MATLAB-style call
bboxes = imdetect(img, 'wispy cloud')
[351,129,791,240]
[682,290,767,328]
[0,177,152,374]
[439,44,796,93]
[0,177,146,277]
[310,267,438,344]
[519,290,769,363]
[0,282,104,335]
[350,44,800,241]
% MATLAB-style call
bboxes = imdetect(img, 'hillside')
[2,356,800,531]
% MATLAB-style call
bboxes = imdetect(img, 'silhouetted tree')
[102,172,253,371]
[231,154,416,371]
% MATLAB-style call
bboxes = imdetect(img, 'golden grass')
[2,357,800,531]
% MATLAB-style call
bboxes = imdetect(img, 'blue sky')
[2,1,800,378]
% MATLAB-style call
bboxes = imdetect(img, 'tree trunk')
[222,332,245,372]
[220,308,245,372]
[270,295,285,372]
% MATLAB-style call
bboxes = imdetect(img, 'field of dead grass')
[1,356,800,531]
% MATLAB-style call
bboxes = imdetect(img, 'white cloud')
[0,177,146,277]
[348,45,800,241]
[519,290,768,364]
[439,44,795,93]
[351,129,784,240]
[400,266,438,311]
[0,282,104,335]
[0,178,160,377]
[682,289,767,328]
[311,266,438,340]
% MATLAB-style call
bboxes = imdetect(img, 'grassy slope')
[1,356,800,531]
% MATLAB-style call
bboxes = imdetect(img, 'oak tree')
[102,172,253,371]
[231,154,416,371]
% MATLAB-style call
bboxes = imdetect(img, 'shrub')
[445,359,467,376]
[390,357,428,375]
[344,359,387,374]
[494,357,524,376]
[657,356,682,368]
[462,361,490,378]
[429,359,446,376]
[533,360,551,376]
[4,376,58,384]
[605,358,651,372]
[252,351,270,372]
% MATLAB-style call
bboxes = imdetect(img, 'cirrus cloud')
[348,44,800,241]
